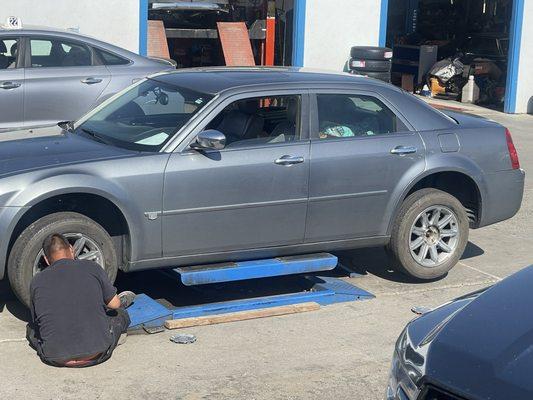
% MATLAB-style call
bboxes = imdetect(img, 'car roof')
[149,67,396,95]
[0,25,147,62]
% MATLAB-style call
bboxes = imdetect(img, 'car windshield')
[75,79,213,151]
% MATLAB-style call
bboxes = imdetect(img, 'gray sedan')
[0,68,524,306]
[0,25,172,130]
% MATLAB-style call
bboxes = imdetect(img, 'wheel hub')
[424,226,440,245]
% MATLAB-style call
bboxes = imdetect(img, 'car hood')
[0,125,134,177]
[407,265,533,399]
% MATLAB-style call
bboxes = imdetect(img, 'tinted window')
[30,38,92,68]
[77,79,212,151]
[206,95,301,148]
[0,37,19,69]
[316,94,408,139]
[96,48,130,65]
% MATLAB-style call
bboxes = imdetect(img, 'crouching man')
[26,233,135,367]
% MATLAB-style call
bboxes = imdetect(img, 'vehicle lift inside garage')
[126,253,374,332]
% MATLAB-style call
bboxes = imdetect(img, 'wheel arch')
[387,167,485,236]
[0,176,139,279]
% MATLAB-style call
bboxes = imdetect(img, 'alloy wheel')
[409,206,460,268]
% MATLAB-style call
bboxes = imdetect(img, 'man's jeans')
[27,308,130,367]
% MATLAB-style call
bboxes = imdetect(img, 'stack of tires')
[348,46,393,83]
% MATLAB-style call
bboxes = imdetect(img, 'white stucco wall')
[0,0,140,53]
[302,0,382,71]
[515,2,533,114]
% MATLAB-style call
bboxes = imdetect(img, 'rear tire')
[8,212,118,307]
[387,189,469,280]
[350,46,393,60]
[351,70,391,83]
[349,59,391,72]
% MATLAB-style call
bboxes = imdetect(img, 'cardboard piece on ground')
[165,302,320,330]
[217,22,255,66]
[148,20,170,59]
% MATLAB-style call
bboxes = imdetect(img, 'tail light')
[505,128,520,170]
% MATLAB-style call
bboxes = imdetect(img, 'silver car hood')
[0,125,134,178]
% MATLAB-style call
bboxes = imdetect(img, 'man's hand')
[106,295,121,309]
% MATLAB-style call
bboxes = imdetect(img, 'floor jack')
[126,253,374,332]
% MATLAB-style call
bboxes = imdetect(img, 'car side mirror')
[191,129,226,150]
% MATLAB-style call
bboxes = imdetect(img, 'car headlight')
[386,329,424,400]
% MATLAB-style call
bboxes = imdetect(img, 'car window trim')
[168,89,311,154]
[0,35,23,69]
[92,45,133,67]
[308,88,415,141]
[24,35,97,69]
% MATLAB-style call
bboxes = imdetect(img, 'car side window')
[30,38,92,68]
[95,48,130,66]
[316,94,408,139]
[205,95,302,148]
[0,37,19,69]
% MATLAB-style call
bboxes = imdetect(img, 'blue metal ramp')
[128,276,374,330]
[126,252,374,331]
[173,253,338,286]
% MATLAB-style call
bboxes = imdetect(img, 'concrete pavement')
[0,108,531,400]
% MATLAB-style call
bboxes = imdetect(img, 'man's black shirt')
[29,258,117,362]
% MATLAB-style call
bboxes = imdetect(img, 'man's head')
[42,233,74,266]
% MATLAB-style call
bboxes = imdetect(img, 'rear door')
[0,35,23,129]
[23,35,111,126]
[305,90,425,242]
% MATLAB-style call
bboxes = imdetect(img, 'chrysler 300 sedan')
[0,67,524,306]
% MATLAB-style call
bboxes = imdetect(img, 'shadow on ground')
[1,241,484,320]
[0,279,31,322]
[333,241,484,284]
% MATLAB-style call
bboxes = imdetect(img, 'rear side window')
[95,48,130,65]
[316,94,408,139]
[30,38,92,68]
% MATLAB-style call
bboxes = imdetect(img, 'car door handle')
[274,155,305,166]
[390,146,417,155]
[81,77,103,85]
[0,81,21,90]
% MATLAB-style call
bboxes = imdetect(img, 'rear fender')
[385,153,486,236]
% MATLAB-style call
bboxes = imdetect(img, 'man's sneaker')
[118,291,136,309]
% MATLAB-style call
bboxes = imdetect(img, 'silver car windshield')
[76,79,213,151]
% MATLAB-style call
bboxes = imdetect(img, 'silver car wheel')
[33,233,104,275]
[409,206,460,268]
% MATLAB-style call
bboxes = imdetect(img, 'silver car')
[0,25,172,129]
[0,68,524,306]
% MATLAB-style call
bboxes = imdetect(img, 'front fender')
[384,153,486,236]
[0,173,142,280]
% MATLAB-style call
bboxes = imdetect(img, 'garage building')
[1,0,530,113]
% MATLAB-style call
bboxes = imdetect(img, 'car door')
[305,90,425,242]
[23,36,111,126]
[0,36,24,129]
[162,91,310,257]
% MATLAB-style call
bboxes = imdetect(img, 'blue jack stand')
[127,253,374,331]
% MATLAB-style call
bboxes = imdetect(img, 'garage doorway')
[143,0,296,68]
[385,0,514,111]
